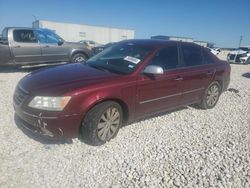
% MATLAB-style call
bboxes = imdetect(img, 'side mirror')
[143,65,164,75]
[58,39,64,46]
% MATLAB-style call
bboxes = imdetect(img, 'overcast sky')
[0,0,249,47]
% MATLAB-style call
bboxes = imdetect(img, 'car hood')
[19,63,120,96]
[64,41,90,49]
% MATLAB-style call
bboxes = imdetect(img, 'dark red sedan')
[13,40,230,145]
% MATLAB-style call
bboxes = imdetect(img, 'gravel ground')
[0,64,249,188]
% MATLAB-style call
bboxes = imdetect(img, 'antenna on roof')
[32,15,37,21]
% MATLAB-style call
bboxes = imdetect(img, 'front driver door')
[136,45,183,117]
[35,29,69,63]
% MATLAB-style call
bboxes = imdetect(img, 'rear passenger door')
[179,44,215,104]
[10,29,42,64]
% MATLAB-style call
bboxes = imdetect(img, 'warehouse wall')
[32,20,134,44]
[169,37,193,42]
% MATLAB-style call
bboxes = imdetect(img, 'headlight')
[28,96,71,111]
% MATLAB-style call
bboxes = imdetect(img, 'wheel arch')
[213,79,223,91]
[70,50,89,61]
[83,98,129,124]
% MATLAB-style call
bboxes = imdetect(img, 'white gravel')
[0,64,249,188]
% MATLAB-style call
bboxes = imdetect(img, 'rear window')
[182,45,202,67]
[13,29,37,43]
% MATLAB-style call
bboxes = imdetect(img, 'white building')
[194,40,214,48]
[32,20,135,44]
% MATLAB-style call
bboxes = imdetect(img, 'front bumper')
[14,104,82,139]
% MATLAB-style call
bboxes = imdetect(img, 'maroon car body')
[13,40,230,143]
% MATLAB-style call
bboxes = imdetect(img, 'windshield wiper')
[87,63,126,75]
[87,63,110,72]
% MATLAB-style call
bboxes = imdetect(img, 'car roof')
[120,39,200,48]
[4,27,34,30]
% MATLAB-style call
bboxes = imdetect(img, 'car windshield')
[86,42,153,75]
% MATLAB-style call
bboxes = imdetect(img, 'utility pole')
[238,35,243,48]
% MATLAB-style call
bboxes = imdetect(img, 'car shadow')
[14,114,73,145]
[122,106,190,128]
[78,106,192,146]
[0,66,41,73]
[242,72,250,78]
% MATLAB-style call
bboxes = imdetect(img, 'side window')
[44,32,59,44]
[13,30,37,43]
[35,30,47,43]
[182,45,202,67]
[202,49,215,64]
[149,46,179,70]
[35,30,60,44]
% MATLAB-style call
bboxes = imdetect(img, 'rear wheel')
[81,101,123,145]
[71,53,87,63]
[199,81,221,109]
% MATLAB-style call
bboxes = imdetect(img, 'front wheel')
[71,53,87,63]
[199,81,221,109]
[81,101,123,145]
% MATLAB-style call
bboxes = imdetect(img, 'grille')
[14,85,29,106]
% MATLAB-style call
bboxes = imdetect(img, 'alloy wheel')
[206,84,219,107]
[74,56,85,63]
[97,107,120,141]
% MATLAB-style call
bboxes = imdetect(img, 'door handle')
[13,45,21,48]
[174,76,183,81]
[43,45,49,48]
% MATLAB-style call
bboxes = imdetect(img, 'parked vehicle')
[227,46,250,64]
[13,39,230,145]
[0,27,93,66]
[207,47,220,56]
[92,42,116,55]
[240,56,250,64]
[79,40,102,49]
[214,48,221,52]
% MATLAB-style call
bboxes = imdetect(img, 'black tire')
[245,57,250,65]
[71,53,87,63]
[81,101,123,145]
[199,81,221,109]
